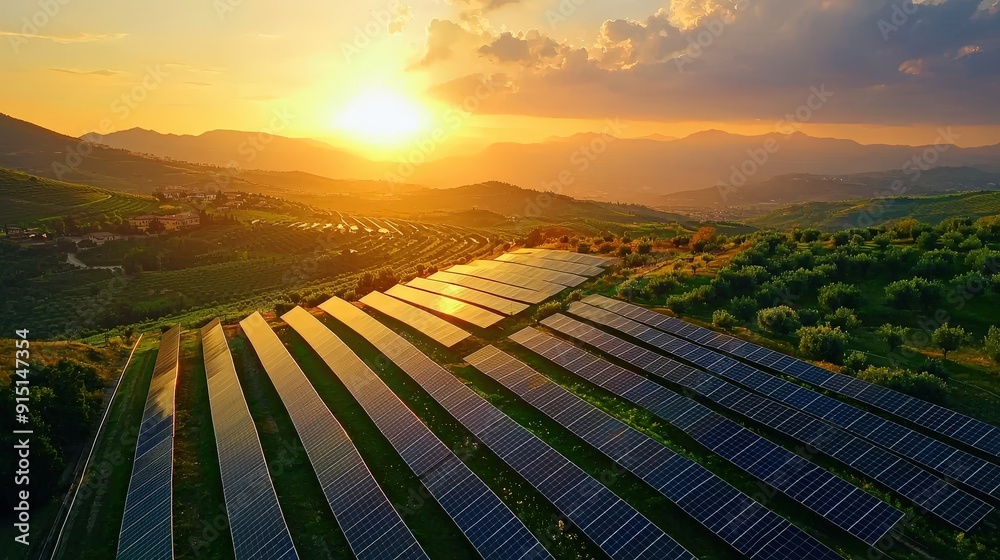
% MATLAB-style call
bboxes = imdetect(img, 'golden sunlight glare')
[331,87,430,144]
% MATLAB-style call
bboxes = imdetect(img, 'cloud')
[388,3,413,34]
[0,31,127,44]
[417,0,1000,125]
[50,68,125,76]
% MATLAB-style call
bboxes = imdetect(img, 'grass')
[171,331,233,559]
[46,337,159,560]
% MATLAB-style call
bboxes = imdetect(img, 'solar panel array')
[447,264,569,295]
[201,320,298,560]
[467,346,842,560]
[360,291,471,347]
[513,248,612,268]
[471,259,588,287]
[240,313,427,560]
[407,277,529,316]
[495,253,604,277]
[515,322,905,546]
[117,325,180,560]
[386,284,505,329]
[427,271,550,304]
[565,303,994,531]
[582,296,1000,500]
[282,305,552,560]
[584,295,1000,459]
[318,298,694,560]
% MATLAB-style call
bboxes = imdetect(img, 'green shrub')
[876,324,906,352]
[818,283,862,311]
[798,308,822,327]
[985,326,1000,363]
[857,366,948,405]
[537,301,566,320]
[712,310,737,331]
[825,307,861,330]
[843,351,868,375]
[931,323,967,359]
[757,306,800,335]
[798,325,848,363]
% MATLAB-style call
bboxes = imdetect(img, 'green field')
[0,168,159,227]
[752,190,1000,230]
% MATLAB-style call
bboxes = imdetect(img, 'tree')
[843,351,869,375]
[690,227,718,252]
[884,277,943,310]
[798,325,849,363]
[536,301,566,320]
[757,306,801,335]
[730,296,758,322]
[577,242,591,254]
[985,326,1000,363]
[931,323,966,359]
[712,310,737,331]
[818,283,862,311]
[831,231,850,247]
[876,324,906,352]
[147,218,166,234]
[825,307,861,331]
[617,277,641,302]
[857,366,948,405]
[637,242,653,255]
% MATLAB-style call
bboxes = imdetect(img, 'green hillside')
[0,168,159,226]
[751,190,1000,230]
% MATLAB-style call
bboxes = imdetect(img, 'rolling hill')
[750,190,1000,230]
[0,168,160,226]
[662,167,1000,213]
[90,123,1000,204]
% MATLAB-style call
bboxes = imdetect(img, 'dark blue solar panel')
[319,300,691,560]
[554,307,994,533]
[522,321,906,545]
[474,343,841,560]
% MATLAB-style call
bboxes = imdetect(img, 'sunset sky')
[2,0,999,158]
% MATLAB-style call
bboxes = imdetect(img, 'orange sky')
[2,0,999,159]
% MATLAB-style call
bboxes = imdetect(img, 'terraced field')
[0,168,159,225]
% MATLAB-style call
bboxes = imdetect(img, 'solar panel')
[280,306,552,560]
[317,298,694,560]
[563,303,994,531]
[466,346,842,560]
[385,284,505,329]
[406,277,529,316]
[240,313,427,560]
[582,294,1000,459]
[202,320,298,560]
[427,271,550,304]
[471,259,588,287]
[447,264,570,294]
[513,248,612,268]
[360,291,471,347]
[581,296,1000,505]
[117,325,179,560]
[515,322,905,546]
[494,253,604,277]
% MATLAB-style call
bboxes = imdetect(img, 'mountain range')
[3,112,1000,211]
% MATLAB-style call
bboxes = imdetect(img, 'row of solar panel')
[117,325,180,560]
[584,294,1000,459]
[521,319,906,546]
[582,295,1000,501]
[465,345,842,560]
[563,303,994,531]
[201,320,298,560]
[240,312,429,560]
[317,298,694,560]
[283,305,553,560]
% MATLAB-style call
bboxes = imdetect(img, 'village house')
[128,212,201,232]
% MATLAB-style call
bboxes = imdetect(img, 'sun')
[331,88,430,145]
